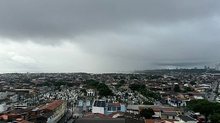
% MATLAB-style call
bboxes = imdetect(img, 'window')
[117,107,121,111]
[112,107,116,111]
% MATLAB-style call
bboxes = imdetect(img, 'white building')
[32,100,67,123]
[174,115,197,123]
[0,103,8,113]
[92,100,126,115]
[167,98,187,107]
[0,92,8,100]
[87,89,95,96]
[193,96,204,100]
[10,94,18,102]
[92,100,106,114]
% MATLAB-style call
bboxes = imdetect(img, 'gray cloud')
[0,0,220,72]
[0,0,219,42]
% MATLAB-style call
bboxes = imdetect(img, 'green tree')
[143,101,154,105]
[81,89,87,96]
[187,100,218,123]
[174,84,181,92]
[190,81,196,85]
[129,84,161,100]
[129,84,145,91]
[116,80,126,88]
[210,113,220,123]
[53,81,66,86]
[183,87,193,93]
[97,83,113,97]
[140,108,155,119]
[86,79,99,88]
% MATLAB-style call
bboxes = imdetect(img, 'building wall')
[154,112,161,117]
[0,92,7,100]
[47,101,67,123]
[120,104,126,112]
[167,99,186,107]
[92,107,105,114]
[174,120,197,123]
[0,103,7,113]
[127,109,139,115]
[105,104,126,115]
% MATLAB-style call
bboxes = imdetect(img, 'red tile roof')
[108,103,121,107]
[145,119,154,123]
[40,100,64,111]
[18,120,33,123]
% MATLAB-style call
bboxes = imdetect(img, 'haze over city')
[0,0,220,73]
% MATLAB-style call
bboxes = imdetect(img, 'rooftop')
[40,100,64,111]
[75,118,125,123]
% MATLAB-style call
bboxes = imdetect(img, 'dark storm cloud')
[0,0,220,71]
[0,0,219,42]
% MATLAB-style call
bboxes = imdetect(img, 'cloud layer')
[0,0,220,72]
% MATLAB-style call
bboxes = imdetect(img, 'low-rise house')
[127,105,182,121]
[0,114,28,122]
[0,103,8,113]
[0,92,8,100]
[175,115,197,123]
[161,111,179,120]
[87,89,96,97]
[29,100,67,123]
[92,100,126,115]
[92,100,107,114]
[167,98,187,107]
[105,103,126,115]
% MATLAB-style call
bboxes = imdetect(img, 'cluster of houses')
[0,100,67,123]
[0,72,219,123]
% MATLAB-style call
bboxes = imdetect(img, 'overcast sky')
[0,0,220,73]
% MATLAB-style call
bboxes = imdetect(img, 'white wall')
[0,92,7,100]
[0,103,7,113]
[92,107,105,114]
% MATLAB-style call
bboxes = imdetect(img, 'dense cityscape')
[0,68,220,123]
[1,0,220,123]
